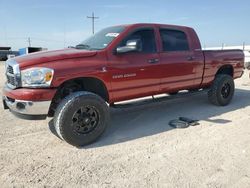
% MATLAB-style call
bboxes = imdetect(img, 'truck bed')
[201,49,244,87]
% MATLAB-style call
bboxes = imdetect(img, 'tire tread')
[53,91,109,147]
[208,74,234,106]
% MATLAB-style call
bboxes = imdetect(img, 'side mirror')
[116,39,141,54]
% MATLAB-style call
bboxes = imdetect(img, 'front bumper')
[3,96,51,120]
[2,84,57,120]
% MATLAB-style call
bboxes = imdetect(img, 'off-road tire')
[53,91,109,147]
[208,74,235,106]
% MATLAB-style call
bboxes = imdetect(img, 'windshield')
[76,26,125,50]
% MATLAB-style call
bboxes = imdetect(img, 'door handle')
[148,58,159,64]
[187,56,195,61]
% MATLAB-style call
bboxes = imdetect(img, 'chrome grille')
[7,75,15,85]
[7,65,14,74]
[5,60,21,89]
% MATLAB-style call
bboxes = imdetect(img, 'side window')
[160,29,189,52]
[120,29,157,53]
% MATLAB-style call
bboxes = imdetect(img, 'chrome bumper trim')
[3,96,51,115]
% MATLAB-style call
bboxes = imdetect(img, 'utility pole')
[27,37,31,47]
[87,12,99,34]
[222,43,225,50]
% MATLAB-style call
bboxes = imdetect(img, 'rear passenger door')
[158,28,203,92]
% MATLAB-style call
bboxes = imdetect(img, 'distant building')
[19,47,47,56]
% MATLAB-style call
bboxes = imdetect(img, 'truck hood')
[14,48,97,67]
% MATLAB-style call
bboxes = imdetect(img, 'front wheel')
[53,91,110,147]
[208,74,235,106]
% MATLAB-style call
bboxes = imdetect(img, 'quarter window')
[160,29,189,52]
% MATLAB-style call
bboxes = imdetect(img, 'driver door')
[107,28,161,102]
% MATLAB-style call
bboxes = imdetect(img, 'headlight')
[21,67,54,88]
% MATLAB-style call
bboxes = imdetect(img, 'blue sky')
[0,0,249,50]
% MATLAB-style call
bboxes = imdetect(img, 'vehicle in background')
[0,47,48,61]
[7,54,16,59]
[2,23,245,147]
[0,47,19,61]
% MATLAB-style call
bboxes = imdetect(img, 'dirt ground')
[0,61,250,188]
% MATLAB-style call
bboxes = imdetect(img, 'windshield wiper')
[75,44,90,49]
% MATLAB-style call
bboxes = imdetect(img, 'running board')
[110,89,209,109]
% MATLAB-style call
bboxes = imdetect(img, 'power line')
[6,37,64,43]
[87,12,99,34]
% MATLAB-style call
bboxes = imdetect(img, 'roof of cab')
[119,23,192,30]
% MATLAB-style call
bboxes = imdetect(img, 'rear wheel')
[54,91,109,147]
[208,74,234,106]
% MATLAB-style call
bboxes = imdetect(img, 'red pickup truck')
[2,23,244,146]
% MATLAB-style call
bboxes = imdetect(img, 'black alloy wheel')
[72,106,100,134]
[221,83,231,99]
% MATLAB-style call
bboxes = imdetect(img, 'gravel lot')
[0,61,250,187]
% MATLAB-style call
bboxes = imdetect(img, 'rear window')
[160,29,189,52]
